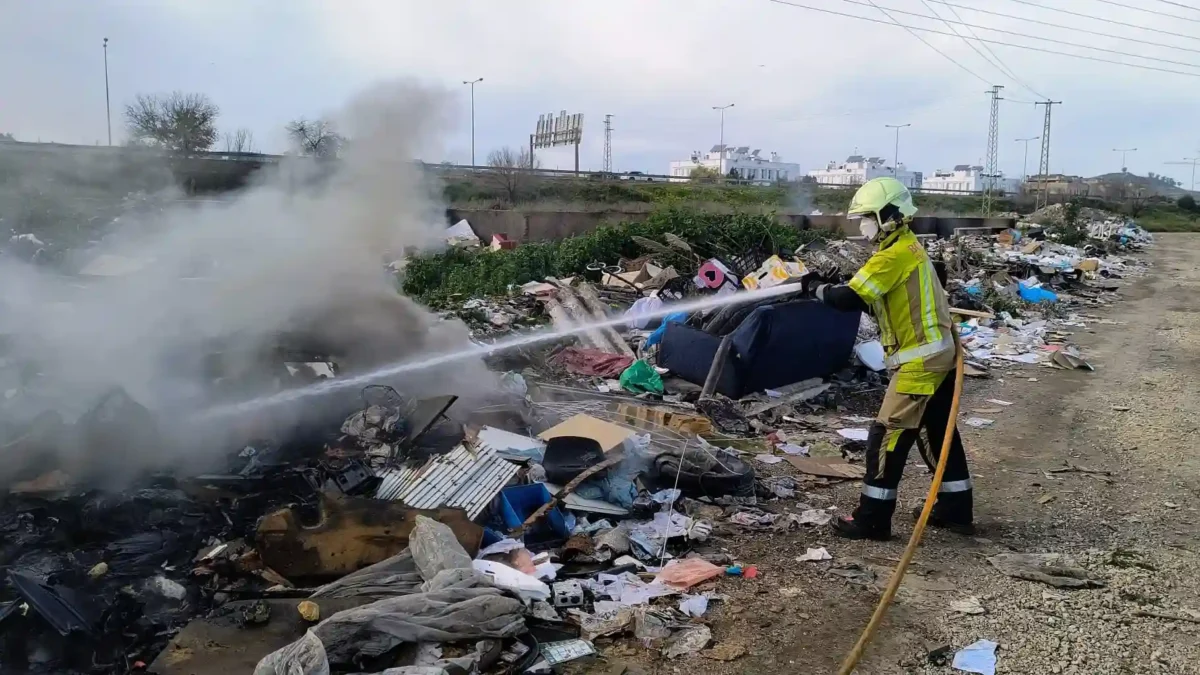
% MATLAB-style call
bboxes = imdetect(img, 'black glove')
[815,283,830,303]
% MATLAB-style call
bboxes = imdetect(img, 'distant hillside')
[1087,171,1191,197]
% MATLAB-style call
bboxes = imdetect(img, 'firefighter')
[812,176,974,540]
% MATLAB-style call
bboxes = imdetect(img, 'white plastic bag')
[254,629,330,675]
[472,559,551,603]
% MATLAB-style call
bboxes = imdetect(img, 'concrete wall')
[449,208,1014,243]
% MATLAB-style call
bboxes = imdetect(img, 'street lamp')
[885,123,910,181]
[712,103,734,175]
[103,37,111,146]
[462,78,483,166]
[1113,147,1137,173]
[1015,136,1040,181]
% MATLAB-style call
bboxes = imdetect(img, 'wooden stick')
[700,334,734,400]
[950,307,995,319]
[1134,610,1200,624]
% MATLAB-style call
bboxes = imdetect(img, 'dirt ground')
[587,234,1200,675]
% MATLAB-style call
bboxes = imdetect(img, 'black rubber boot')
[831,515,891,541]
[911,507,976,535]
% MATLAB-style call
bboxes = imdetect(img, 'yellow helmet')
[847,177,918,227]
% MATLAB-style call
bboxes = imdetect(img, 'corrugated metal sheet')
[373,444,521,520]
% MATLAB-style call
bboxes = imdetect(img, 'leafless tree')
[223,128,256,154]
[485,146,540,203]
[124,92,220,154]
[285,118,343,159]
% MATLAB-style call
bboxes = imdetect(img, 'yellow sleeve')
[847,249,904,304]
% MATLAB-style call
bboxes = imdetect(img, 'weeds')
[402,207,837,304]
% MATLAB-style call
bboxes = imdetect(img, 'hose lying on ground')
[837,327,966,675]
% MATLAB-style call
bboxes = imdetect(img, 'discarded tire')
[649,451,754,499]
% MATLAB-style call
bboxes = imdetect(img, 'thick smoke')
[0,80,501,485]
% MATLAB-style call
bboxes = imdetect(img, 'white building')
[668,145,800,184]
[922,164,1022,194]
[807,155,920,189]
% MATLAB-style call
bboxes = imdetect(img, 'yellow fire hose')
[837,328,966,675]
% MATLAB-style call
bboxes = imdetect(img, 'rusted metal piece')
[255,493,482,580]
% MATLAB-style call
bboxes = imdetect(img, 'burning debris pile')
[0,203,1154,673]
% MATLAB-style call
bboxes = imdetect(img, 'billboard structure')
[530,110,584,173]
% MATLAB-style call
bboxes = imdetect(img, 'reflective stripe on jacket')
[847,226,954,384]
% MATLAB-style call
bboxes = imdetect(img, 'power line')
[862,0,991,85]
[918,1,1017,78]
[838,0,1200,70]
[1154,0,1200,12]
[1084,0,1200,24]
[1000,0,1200,43]
[766,0,1200,77]
[926,0,1200,55]
[920,0,1049,99]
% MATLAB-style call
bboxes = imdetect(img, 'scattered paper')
[795,509,834,526]
[950,596,986,615]
[986,399,1013,406]
[837,428,870,441]
[540,639,596,666]
[952,639,998,675]
[663,624,712,659]
[796,547,833,562]
[679,594,709,617]
[778,443,809,456]
[965,417,994,428]
[755,454,785,465]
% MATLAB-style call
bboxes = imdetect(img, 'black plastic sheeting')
[659,299,861,399]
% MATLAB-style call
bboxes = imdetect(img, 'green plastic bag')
[619,360,664,395]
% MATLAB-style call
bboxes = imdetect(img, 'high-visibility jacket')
[848,226,954,395]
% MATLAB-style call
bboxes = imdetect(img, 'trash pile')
[922,208,1153,376]
[0,213,1153,674]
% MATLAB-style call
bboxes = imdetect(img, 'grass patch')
[1136,204,1200,232]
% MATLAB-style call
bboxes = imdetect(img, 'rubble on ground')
[0,213,1153,674]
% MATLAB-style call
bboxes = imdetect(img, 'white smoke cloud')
[0,79,501,485]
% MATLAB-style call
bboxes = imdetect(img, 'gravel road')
[589,234,1200,675]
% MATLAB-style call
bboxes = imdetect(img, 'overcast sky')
[2,0,1199,182]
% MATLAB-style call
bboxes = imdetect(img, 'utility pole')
[1015,136,1039,182]
[885,123,911,182]
[602,114,613,174]
[1164,157,1200,191]
[103,37,112,146]
[462,78,483,166]
[982,85,1004,216]
[1113,147,1137,173]
[712,103,734,176]
[1034,100,1062,208]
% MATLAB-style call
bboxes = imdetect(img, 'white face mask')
[859,216,880,241]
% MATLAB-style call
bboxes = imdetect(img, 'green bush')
[402,208,836,304]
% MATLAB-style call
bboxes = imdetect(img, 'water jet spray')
[198,282,807,420]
